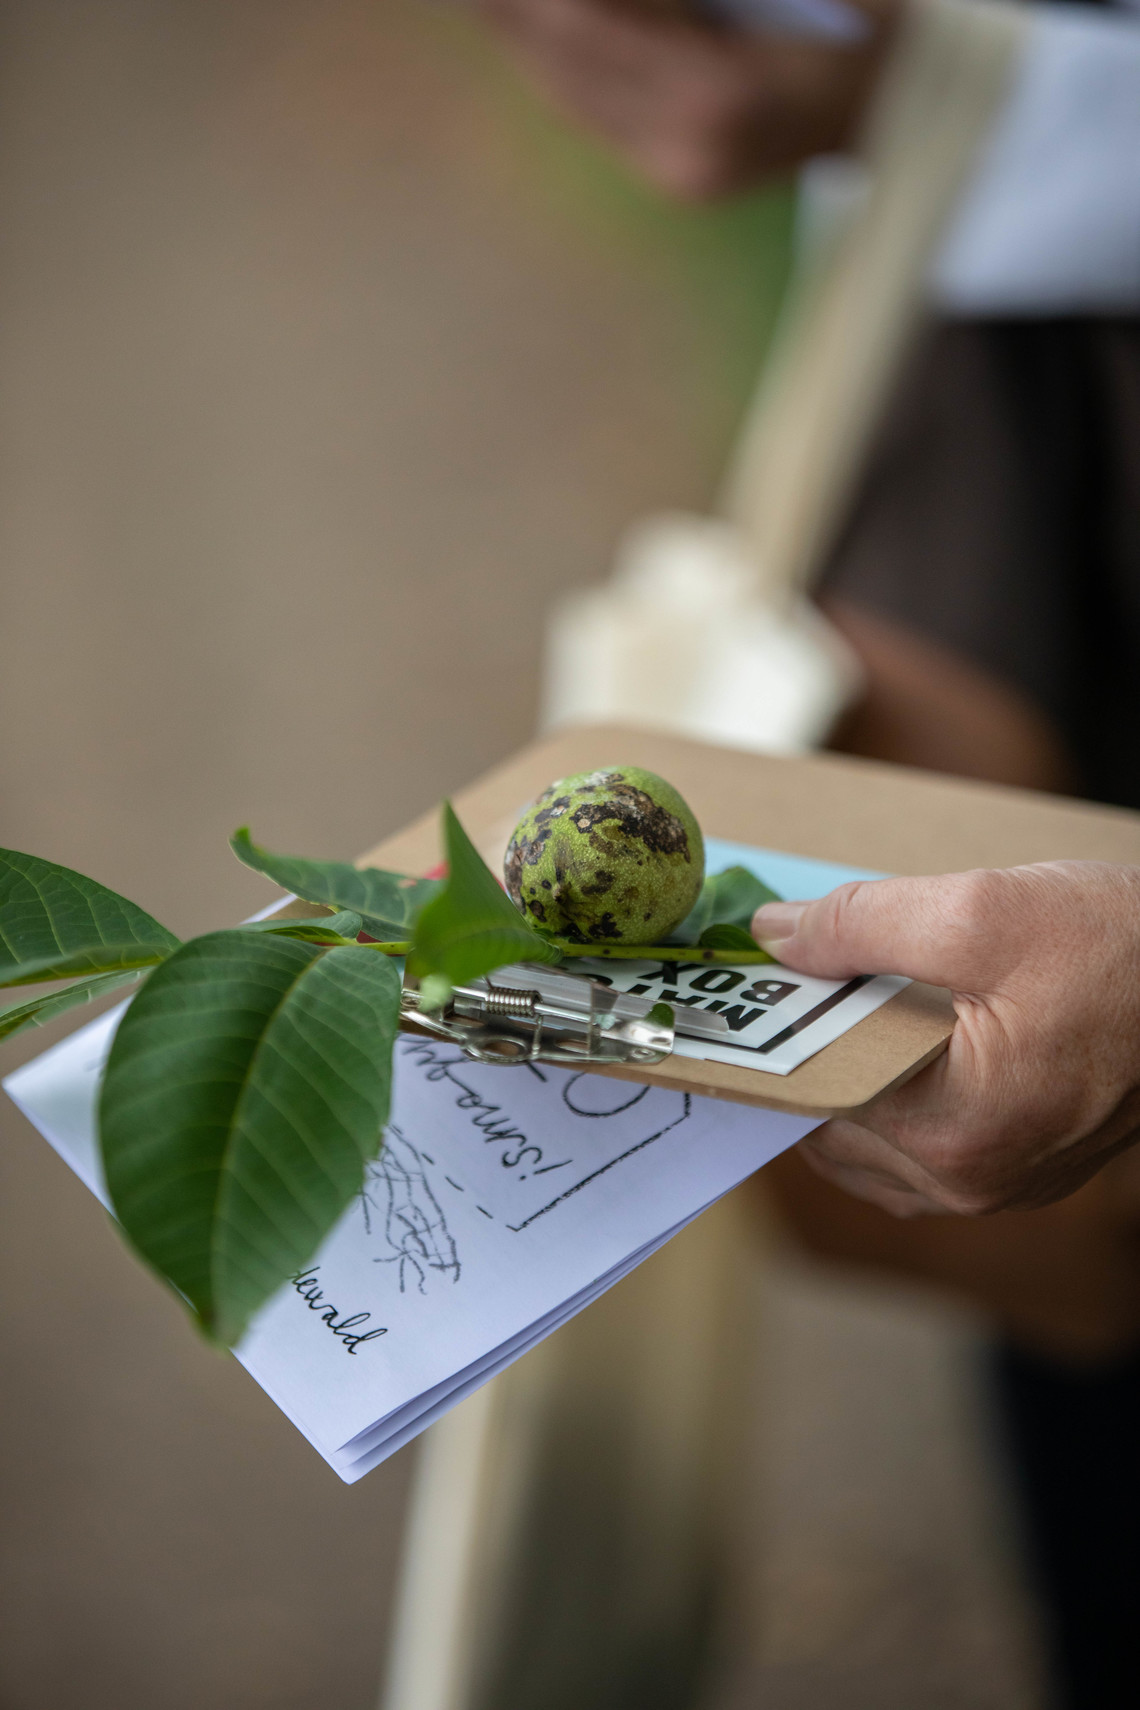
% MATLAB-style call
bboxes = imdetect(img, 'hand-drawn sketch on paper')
[360,1124,461,1294]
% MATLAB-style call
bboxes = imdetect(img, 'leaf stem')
[551,940,774,966]
[361,937,772,966]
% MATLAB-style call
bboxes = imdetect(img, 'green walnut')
[504,766,705,945]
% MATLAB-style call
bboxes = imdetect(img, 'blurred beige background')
[0,3,1042,1706]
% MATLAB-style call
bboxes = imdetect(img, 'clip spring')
[479,983,541,1023]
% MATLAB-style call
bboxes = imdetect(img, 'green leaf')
[230,829,440,940]
[99,930,401,1346]
[0,970,142,1043]
[0,847,179,988]
[242,911,365,945]
[671,865,781,945]
[697,922,764,952]
[409,802,562,987]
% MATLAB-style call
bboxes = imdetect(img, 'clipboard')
[357,723,1140,1121]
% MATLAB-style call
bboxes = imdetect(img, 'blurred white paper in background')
[542,513,864,755]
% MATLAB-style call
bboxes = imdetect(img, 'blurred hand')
[477,0,899,198]
[752,862,1140,1216]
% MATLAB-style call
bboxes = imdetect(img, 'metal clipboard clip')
[400,961,730,1069]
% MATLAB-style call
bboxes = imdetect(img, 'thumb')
[752,871,1006,989]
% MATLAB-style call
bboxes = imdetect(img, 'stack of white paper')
[3,841,895,1483]
[5,1017,814,1480]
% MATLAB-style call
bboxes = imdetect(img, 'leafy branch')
[0,806,778,1347]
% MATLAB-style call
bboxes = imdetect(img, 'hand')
[477,0,898,199]
[752,863,1140,1216]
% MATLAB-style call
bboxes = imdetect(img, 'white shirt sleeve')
[931,4,1140,314]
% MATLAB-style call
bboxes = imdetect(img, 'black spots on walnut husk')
[564,786,692,862]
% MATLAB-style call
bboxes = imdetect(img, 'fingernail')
[751,901,807,950]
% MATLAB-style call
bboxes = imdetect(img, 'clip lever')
[400,961,731,1068]
[400,962,679,1068]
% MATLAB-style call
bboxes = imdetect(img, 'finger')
[480,0,700,142]
[798,1140,948,1216]
[484,0,763,115]
[502,45,655,141]
[483,0,687,77]
[752,869,1029,990]
[808,1040,1054,1216]
[482,4,776,191]
[800,1114,955,1199]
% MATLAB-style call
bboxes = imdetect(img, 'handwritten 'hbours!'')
[399,1037,572,1181]
[395,1037,694,1232]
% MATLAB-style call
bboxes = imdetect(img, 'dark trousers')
[820,316,1140,1707]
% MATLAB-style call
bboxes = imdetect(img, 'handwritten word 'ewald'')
[290,1267,388,1354]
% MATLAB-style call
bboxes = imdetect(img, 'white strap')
[720,0,1030,606]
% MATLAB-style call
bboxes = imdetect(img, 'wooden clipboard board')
[354,724,1140,1121]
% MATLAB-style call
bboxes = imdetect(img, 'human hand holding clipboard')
[756,863,1140,1218]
